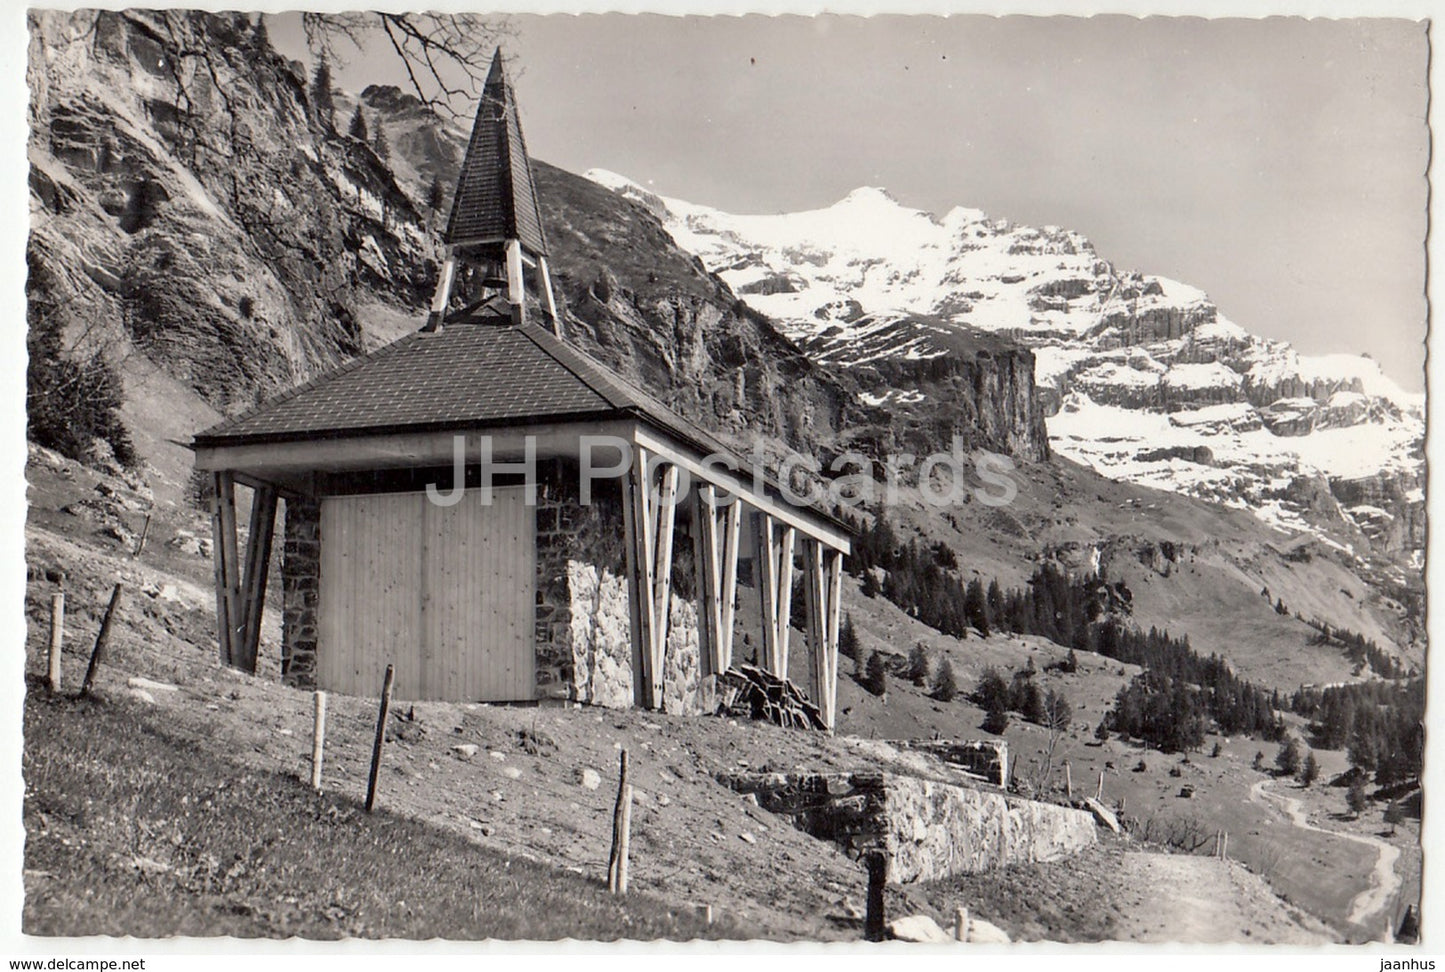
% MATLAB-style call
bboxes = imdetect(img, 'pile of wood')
[716,664,826,731]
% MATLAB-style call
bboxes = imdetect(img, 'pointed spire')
[443,48,548,255]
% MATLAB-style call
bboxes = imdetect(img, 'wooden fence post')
[133,513,152,558]
[46,592,65,694]
[608,749,632,894]
[1065,762,1073,801]
[954,906,969,942]
[1096,769,1104,802]
[310,690,327,790]
[79,583,123,698]
[864,851,888,941]
[364,664,394,813]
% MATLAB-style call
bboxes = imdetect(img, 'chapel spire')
[427,48,559,332]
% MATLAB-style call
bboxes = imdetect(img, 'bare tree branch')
[299,12,513,119]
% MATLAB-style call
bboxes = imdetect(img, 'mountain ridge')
[582,167,1425,576]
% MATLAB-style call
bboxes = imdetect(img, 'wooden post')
[237,485,277,674]
[1065,762,1073,801]
[775,525,795,674]
[79,583,122,698]
[310,690,327,791]
[46,592,64,694]
[755,512,780,673]
[506,239,526,326]
[650,463,679,705]
[863,851,887,941]
[825,549,844,726]
[132,513,151,558]
[1096,769,1104,802]
[1222,832,1228,860]
[718,499,742,670]
[364,664,395,813]
[954,906,969,942]
[608,749,632,894]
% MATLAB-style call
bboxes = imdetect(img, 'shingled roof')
[192,319,729,455]
[443,50,548,254]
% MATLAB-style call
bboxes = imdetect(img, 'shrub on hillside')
[26,310,137,469]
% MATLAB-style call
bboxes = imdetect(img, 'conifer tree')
[863,651,887,698]
[372,122,390,160]
[311,58,335,130]
[932,659,957,702]
[349,104,369,141]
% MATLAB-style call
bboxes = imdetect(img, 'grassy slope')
[23,686,734,941]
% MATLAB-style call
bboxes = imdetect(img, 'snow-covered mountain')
[585,169,1425,566]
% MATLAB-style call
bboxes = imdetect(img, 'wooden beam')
[755,511,779,674]
[426,255,457,329]
[237,484,278,674]
[193,419,639,477]
[537,255,561,336]
[650,462,678,710]
[775,524,795,677]
[210,472,243,668]
[631,425,852,555]
[506,239,526,326]
[826,548,845,727]
[692,485,719,679]
[802,537,826,722]
[209,473,232,667]
[621,452,651,709]
[718,497,742,672]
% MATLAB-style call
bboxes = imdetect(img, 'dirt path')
[1113,852,1332,944]
[1250,779,1401,937]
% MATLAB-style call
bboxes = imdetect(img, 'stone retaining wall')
[720,770,1096,883]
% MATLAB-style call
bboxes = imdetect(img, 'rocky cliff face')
[29,10,434,416]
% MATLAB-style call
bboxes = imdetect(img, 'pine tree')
[932,659,957,702]
[906,643,930,687]
[863,651,887,699]
[311,59,335,130]
[427,175,445,213]
[1094,720,1110,743]
[1347,776,1369,818]
[1299,751,1320,787]
[372,122,390,160]
[974,669,1010,713]
[1275,737,1303,777]
[838,613,861,662]
[982,703,1010,736]
[860,568,880,599]
[349,104,369,141]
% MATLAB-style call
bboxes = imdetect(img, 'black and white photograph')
[13,3,1432,959]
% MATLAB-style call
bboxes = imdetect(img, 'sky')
[273,14,1429,391]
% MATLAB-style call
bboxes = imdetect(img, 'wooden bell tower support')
[426,49,559,334]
